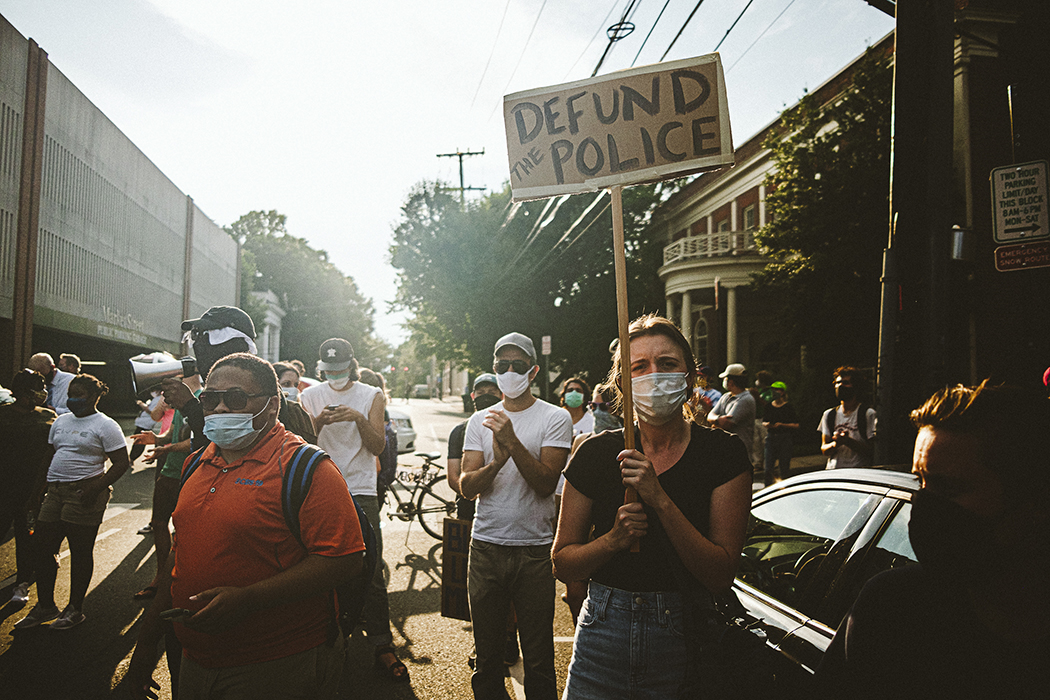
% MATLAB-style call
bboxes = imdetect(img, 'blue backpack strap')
[281,443,329,544]
[179,447,209,489]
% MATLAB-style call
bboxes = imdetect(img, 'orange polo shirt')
[171,422,365,668]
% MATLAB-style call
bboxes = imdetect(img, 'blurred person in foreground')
[553,314,751,699]
[127,353,364,700]
[0,370,56,606]
[817,380,1050,699]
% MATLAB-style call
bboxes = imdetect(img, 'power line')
[714,0,756,51]
[591,0,643,77]
[726,0,798,74]
[660,0,709,62]
[563,0,622,80]
[470,0,513,109]
[489,0,550,120]
[630,0,673,67]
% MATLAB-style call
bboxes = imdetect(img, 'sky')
[1,0,894,345]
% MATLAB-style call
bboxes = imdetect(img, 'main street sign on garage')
[990,160,1047,243]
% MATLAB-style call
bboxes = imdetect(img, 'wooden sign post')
[504,54,734,527]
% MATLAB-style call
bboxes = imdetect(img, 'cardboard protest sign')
[504,54,733,202]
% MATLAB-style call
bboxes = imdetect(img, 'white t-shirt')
[556,409,596,495]
[464,399,573,546]
[819,405,877,470]
[301,380,383,497]
[48,411,127,481]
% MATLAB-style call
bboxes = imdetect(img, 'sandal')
[133,586,158,600]
[374,646,410,683]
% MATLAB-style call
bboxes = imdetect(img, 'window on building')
[716,219,730,232]
[743,204,756,231]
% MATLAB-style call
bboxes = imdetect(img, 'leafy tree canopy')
[389,182,671,390]
[229,210,385,375]
[753,47,892,375]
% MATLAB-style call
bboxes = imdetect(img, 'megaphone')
[129,355,198,393]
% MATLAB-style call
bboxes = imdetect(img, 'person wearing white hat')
[708,363,757,461]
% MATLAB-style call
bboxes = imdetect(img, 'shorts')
[38,480,112,526]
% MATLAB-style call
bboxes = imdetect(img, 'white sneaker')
[13,603,60,629]
[10,582,30,606]
[137,523,153,535]
[49,605,86,630]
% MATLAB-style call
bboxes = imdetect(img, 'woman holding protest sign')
[552,314,751,698]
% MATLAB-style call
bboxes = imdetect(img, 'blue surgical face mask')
[204,397,272,451]
[66,397,94,416]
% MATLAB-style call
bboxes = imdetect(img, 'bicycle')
[381,451,457,539]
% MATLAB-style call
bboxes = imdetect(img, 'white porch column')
[726,285,739,362]
[666,294,676,321]
[758,184,767,227]
[680,290,692,349]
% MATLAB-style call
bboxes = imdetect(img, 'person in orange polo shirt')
[127,353,365,700]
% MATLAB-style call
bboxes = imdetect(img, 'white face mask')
[496,369,533,399]
[632,372,689,426]
[281,386,299,401]
[326,370,351,390]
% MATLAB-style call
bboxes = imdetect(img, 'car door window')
[738,489,872,615]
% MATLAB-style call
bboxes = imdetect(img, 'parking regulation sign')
[990,160,1048,243]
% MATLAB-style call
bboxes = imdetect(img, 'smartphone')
[160,607,193,621]
[325,404,340,411]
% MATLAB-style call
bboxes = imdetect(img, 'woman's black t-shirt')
[563,422,750,592]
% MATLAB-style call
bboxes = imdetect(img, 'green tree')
[753,47,892,378]
[389,181,669,390]
[229,210,381,373]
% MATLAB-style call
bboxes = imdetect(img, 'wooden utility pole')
[436,148,485,203]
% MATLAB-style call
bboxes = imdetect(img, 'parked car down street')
[387,407,416,454]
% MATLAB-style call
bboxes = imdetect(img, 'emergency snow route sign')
[990,160,1048,243]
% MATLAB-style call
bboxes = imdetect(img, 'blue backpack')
[180,443,377,639]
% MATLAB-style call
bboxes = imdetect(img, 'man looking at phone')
[127,353,364,699]
[299,338,408,681]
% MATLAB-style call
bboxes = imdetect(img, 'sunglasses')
[199,389,271,411]
[494,360,533,375]
[588,401,610,410]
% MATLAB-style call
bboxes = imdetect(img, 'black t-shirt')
[564,422,750,592]
[764,402,798,434]
[447,421,466,461]
[817,564,1048,699]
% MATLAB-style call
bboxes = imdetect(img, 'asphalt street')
[0,397,578,700]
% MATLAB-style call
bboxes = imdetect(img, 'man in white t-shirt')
[460,332,573,700]
[299,338,407,680]
[819,366,877,469]
[28,353,74,415]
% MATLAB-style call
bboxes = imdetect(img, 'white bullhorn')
[129,355,198,393]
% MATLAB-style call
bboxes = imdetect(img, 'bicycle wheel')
[415,475,457,539]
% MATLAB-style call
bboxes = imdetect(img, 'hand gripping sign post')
[503,54,734,533]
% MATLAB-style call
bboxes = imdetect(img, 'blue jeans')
[562,582,688,700]
[763,432,793,486]
[468,540,556,700]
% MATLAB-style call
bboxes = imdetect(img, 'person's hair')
[69,373,108,398]
[560,376,591,399]
[208,353,279,397]
[318,357,360,383]
[288,359,307,376]
[10,369,45,395]
[606,313,699,419]
[911,380,1050,504]
[756,369,774,387]
[358,368,386,391]
[59,353,81,371]
[834,366,862,387]
[272,361,300,381]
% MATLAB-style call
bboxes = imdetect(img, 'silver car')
[387,408,416,454]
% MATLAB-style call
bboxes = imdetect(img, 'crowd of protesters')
[2,308,1047,700]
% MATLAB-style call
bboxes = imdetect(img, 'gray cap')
[473,373,499,390]
[494,332,536,362]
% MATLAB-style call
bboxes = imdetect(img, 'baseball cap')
[181,306,256,339]
[719,363,747,379]
[317,338,354,372]
[473,373,499,390]
[494,332,536,362]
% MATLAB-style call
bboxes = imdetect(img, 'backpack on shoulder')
[181,443,377,639]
